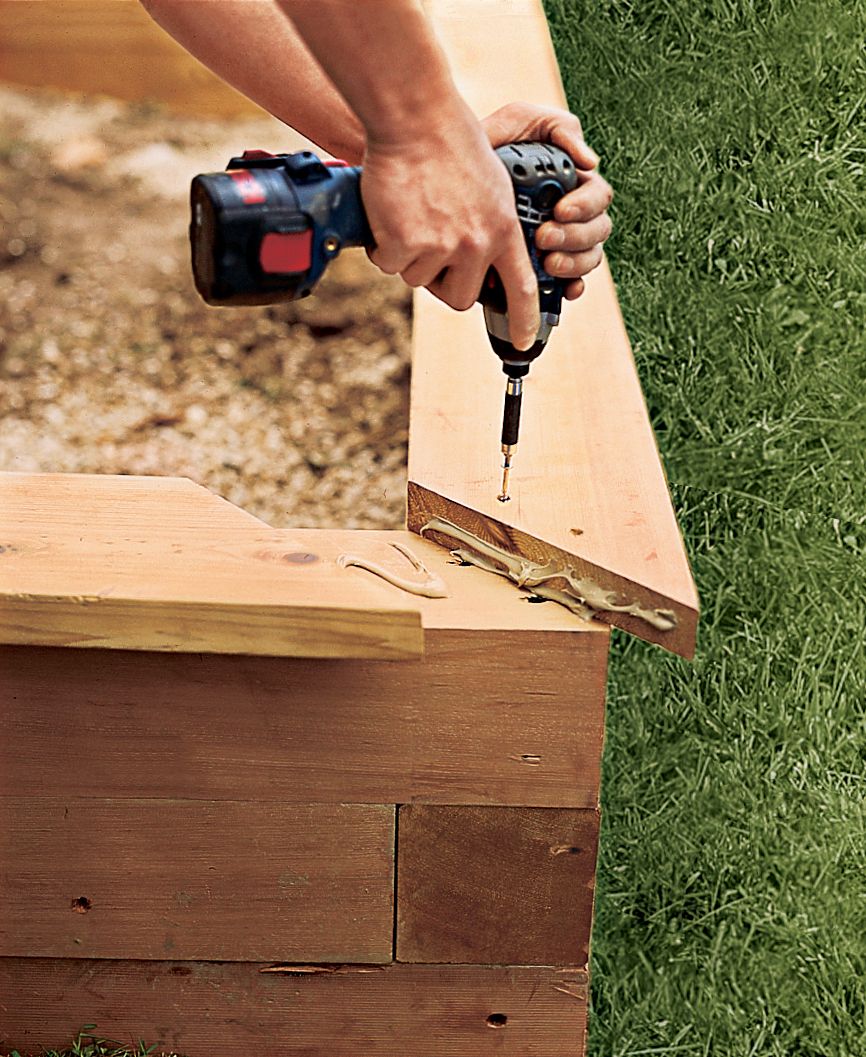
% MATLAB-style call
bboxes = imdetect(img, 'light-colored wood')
[0,798,394,962]
[0,0,264,117]
[0,959,589,1057]
[410,0,699,658]
[1,632,608,808]
[0,472,427,659]
[4,472,271,530]
[396,805,598,966]
[0,471,611,657]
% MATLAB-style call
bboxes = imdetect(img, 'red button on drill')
[259,231,313,274]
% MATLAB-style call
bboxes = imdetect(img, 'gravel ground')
[0,86,412,529]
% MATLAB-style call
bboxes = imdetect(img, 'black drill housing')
[481,141,579,377]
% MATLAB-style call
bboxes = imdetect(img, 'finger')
[401,253,448,290]
[564,277,586,301]
[536,212,612,253]
[550,121,600,171]
[544,243,605,280]
[494,231,540,351]
[426,254,488,312]
[553,173,613,224]
[367,242,414,277]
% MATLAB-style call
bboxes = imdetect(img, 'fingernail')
[581,140,600,167]
[538,226,564,249]
[519,323,540,351]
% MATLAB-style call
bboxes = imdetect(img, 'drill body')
[190,142,578,497]
[191,150,370,307]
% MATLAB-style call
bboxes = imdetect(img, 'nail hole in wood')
[71,896,91,913]
[570,527,584,536]
[486,1013,508,1028]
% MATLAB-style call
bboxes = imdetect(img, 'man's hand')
[482,102,613,301]
[362,98,541,350]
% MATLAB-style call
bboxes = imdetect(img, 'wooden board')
[0,630,607,808]
[0,798,394,963]
[0,471,614,657]
[396,806,598,966]
[0,0,263,117]
[409,0,699,658]
[0,472,427,660]
[0,959,589,1057]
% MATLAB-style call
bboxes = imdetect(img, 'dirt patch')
[0,86,412,529]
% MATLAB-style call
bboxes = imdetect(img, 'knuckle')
[519,274,538,298]
[460,228,488,256]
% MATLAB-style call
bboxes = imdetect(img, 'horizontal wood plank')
[397,806,599,966]
[0,473,428,660]
[1,633,607,808]
[0,0,264,117]
[0,471,612,658]
[0,799,394,963]
[0,958,589,1057]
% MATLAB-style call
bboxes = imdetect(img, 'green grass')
[544,1,866,1054]
[7,1029,158,1057]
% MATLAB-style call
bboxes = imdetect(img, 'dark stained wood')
[0,636,608,808]
[396,806,599,966]
[0,958,589,1057]
[0,799,394,963]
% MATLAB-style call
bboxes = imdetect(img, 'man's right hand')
[361,99,542,351]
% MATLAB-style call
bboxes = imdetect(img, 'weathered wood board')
[0,798,394,963]
[1,630,607,809]
[0,959,589,1056]
[396,805,598,966]
[408,1,699,658]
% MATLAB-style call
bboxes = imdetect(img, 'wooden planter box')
[0,3,697,1053]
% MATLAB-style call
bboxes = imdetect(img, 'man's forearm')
[275,0,468,148]
[140,0,366,161]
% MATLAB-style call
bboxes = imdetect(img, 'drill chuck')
[501,376,523,448]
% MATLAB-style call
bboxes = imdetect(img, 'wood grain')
[0,798,394,962]
[409,0,699,657]
[0,0,263,117]
[396,805,599,966]
[0,631,608,808]
[0,471,614,656]
[0,959,589,1057]
[0,472,428,660]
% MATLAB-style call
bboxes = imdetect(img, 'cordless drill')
[190,142,577,500]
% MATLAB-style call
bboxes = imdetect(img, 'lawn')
[543,0,866,1053]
